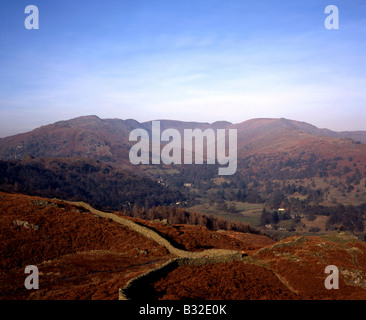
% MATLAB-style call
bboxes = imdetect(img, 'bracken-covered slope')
[1,191,366,300]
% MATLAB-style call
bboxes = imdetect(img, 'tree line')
[121,205,263,235]
[0,158,185,210]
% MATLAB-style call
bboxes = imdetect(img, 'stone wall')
[62,200,244,300]
[118,252,243,300]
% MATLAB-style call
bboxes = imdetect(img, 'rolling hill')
[1,191,366,300]
[1,116,366,234]
[1,115,365,168]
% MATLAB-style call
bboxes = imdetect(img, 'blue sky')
[0,0,365,137]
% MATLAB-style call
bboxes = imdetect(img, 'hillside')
[1,116,366,236]
[0,156,185,210]
[1,116,366,173]
[1,191,366,300]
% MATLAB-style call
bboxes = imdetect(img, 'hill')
[0,116,366,236]
[1,191,366,300]
[1,116,365,171]
[0,156,185,210]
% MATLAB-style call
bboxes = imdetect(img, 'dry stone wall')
[62,200,244,300]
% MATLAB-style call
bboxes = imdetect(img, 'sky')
[0,0,365,137]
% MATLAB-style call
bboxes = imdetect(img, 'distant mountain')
[0,116,233,167]
[1,115,366,183]
[0,115,135,167]
[275,118,366,144]
[0,115,365,160]
[230,118,366,159]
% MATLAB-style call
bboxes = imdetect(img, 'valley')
[1,116,366,300]
[1,116,366,240]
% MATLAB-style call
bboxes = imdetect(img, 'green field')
[187,201,264,227]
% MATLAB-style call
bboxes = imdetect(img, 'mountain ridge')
[2,115,366,140]
[1,116,365,161]
[1,116,366,195]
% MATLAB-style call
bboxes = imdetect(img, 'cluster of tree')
[345,168,362,186]
[233,188,263,204]
[165,164,219,190]
[265,189,285,209]
[202,185,263,206]
[237,152,366,184]
[236,153,339,181]
[161,152,366,210]
[313,204,366,232]
[121,205,262,235]
[280,199,366,233]
[259,208,292,226]
[0,158,185,210]
[155,161,366,234]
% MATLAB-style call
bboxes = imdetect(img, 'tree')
[260,208,272,226]
[227,202,237,213]
[266,189,284,209]
[272,211,279,224]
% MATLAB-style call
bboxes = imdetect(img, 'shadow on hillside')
[123,260,180,300]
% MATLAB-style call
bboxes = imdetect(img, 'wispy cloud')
[0,0,365,136]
